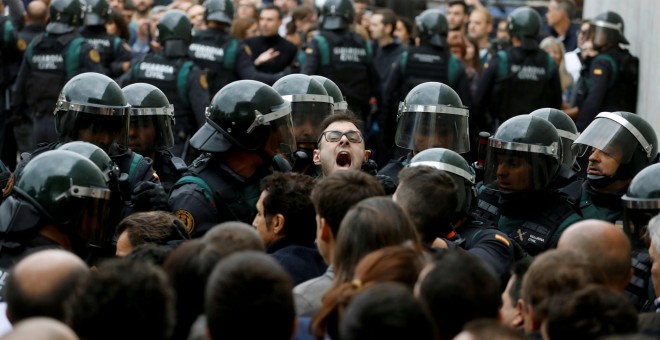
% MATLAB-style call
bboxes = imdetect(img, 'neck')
[554,19,570,37]
[591,178,631,195]
[478,36,490,49]
[38,224,72,251]
[222,148,264,178]
[377,35,393,48]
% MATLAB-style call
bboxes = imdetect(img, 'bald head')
[557,219,632,291]
[26,1,48,25]
[2,317,78,340]
[5,250,89,323]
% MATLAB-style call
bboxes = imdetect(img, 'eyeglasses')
[317,130,363,144]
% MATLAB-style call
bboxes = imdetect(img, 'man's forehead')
[325,121,359,132]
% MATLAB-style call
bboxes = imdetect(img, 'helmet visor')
[394,106,470,153]
[483,138,560,192]
[573,113,651,165]
[290,101,333,144]
[56,110,130,155]
[56,184,113,247]
[129,105,175,151]
[258,103,297,164]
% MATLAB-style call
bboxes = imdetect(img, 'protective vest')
[81,30,121,72]
[0,17,18,89]
[25,32,85,115]
[313,30,372,106]
[624,249,653,311]
[399,44,461,95]
[154,150,187,194]
[189,29,238,95]
[493,47,557,121]
[132,54,194,144]
[588,48,638,113]
[472,186,502,226]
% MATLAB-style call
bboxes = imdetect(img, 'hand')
[131,181,169,211]
[254,48,280,66]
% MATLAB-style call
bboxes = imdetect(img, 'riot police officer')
[123,83,186,193]
[188,0,239,96]
[0,150,113,279]
[575,12,638,131]
[378,82,470,185]
[478,115,576,256]
[409,148,515,284]
[80,0,132,78]
[12,0,103,148]
[473,7,562,133]
[311,75,348,114]
[0,2,21,168]
[273,74,333,176]
[169,80,296,238]
[122,9,210,160]
[529,108,580,186]
[302,0,378,122]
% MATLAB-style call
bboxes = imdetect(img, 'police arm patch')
[243,45,252,57]
[199,74,208,89]
[17,38,26,52]
[494,234,511,247]
[175,210,195,234]
[593,68,603,75]
[89,49,101,63]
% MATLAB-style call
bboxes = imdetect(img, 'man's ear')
[272,213,285,235]
[313,149,321,165]
[364,149,371,161]
[513,298,525,328]
[320,218,331,242]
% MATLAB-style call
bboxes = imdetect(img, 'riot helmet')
[59,141,120,182]
[54,72,131,156]
[415,9,448,48]
[14,150,113,248]
[273,74,333,147]
[204,0,234,25]
[410,148,476,216]
[573,111,657,187]
[621,164,660,249]
[593,11,629,49]
[319,0,355,30]
[395,82,470,154]
[157,10,193,57]
[507,6,541,50]
[47,0,86,34]
[484,115,561,192]
[190,80,296,161]
[84,0,111,26]
[311,75,347,113]
[529,108,579,169]
[122,83,175,154]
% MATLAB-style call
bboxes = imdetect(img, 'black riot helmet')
[415,9,448,48]
[484,115,561,192]
[621,164,660,249]
[14,150,114,248]
[395,82,470,154]
[311,75,348,113]
[273,74,333,147]
[84,0,111,26]
[573,111,658,188]
[122,83,175,154]
[593,11,629,49]
[204,0,234,25]
[507,6,541,50]
[157,10,193,57]
[410,148,476,217]
[47,0,86,34]
[529,108,579,169]
[190,80,296,161]
[320,0,355,30]
[54,72,131,156]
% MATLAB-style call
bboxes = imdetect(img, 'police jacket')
[152,150,186,194]
[235,34,298,85]
[80,25,132,78]
[1,16,22,91]
[189,28,239,95]
[267,236,328,285]
[16,24,45,50]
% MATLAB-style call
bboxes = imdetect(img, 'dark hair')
[340,283,435,340]
[546,285,638,339]
[508,257,533,305]
[259,4,283,20]
[124,244,174,266]
[260,172,317,245]
[448,0,468,14]
[465,36,482,73]
[203,221,265,254]
[461,319,524,340]
[333,197,421,286]
[312,245,426,339]
[163,240,224,340]
[419,251,501,340]
[205,252,295,340]
[116,211,189,249]
[286,5,314,35]
[396,166,458,243]
[67,258,176,340]
[311,170,384,237]
[230,17,257,40]
[318,110,364,135]
[397,16,416,41]
[108,8,131,41]
[375,8,397,36]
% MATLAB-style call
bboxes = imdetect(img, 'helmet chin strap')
[587,163,633,189]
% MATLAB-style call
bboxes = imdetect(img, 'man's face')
[128,117,156,156]
[315,213,330,262]
[414,126,454,152]
[259,8,281,37]
[650,240,660,297]
[500,275,521,327]
[495,154,533,191]
[496,20,509,40]
[253,190,277,248]
[109,0,124,10]
[78,129,114,153]
[115,230,132,257]
[587,147,621,177]
[133,0,153,14]
[187,5,205,30]
[447,4,467,31]
[313,121,370,176]
[468,11,491,41]
[369,14,386,40]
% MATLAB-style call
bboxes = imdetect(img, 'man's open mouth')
[336,151,352,169]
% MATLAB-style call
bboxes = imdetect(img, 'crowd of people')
[0,0,657,339]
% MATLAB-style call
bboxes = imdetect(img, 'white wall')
[583,0,660,144]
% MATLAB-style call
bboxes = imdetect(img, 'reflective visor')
[395,105,470,153]
[290,101,333,144]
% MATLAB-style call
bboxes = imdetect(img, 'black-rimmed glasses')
[317,130,363,144]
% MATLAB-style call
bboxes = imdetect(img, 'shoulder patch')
[89,49,101,63]
[152,171,160,181]
[243,45,252,57]
[3,173,14,198]
[593,68,603,75]
[199,74,208,89]
[17,38,26,52]
[175,210,195,234]
[494,233,511,247]
[122,42,132,52]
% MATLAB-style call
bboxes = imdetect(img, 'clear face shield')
[54,97,131,155]
[572,112,654,166]
[129,104,176,152]
[282,94,333,148]
[592,20,627,48]
[484,139,560,192]
[394,103,470,154]
[55,181,113,248]
[557,128,580,168]
[247,102,297,164]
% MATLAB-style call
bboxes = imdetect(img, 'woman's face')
[246,23,259,39]
[544,45,562,66]
[105,21,118,36]
[394,20,410,44]
[465,43,475,61]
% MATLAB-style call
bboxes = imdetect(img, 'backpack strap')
[399,50,408,75]
[546,52,557,80]
[223,38,239,70]
[64,37,86,79]
[177,60,193,108]
[313,34,330,67]
[127,152,145,185]
[448,54,461,89]
[175,175,215,206]
[496,50,508,82]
